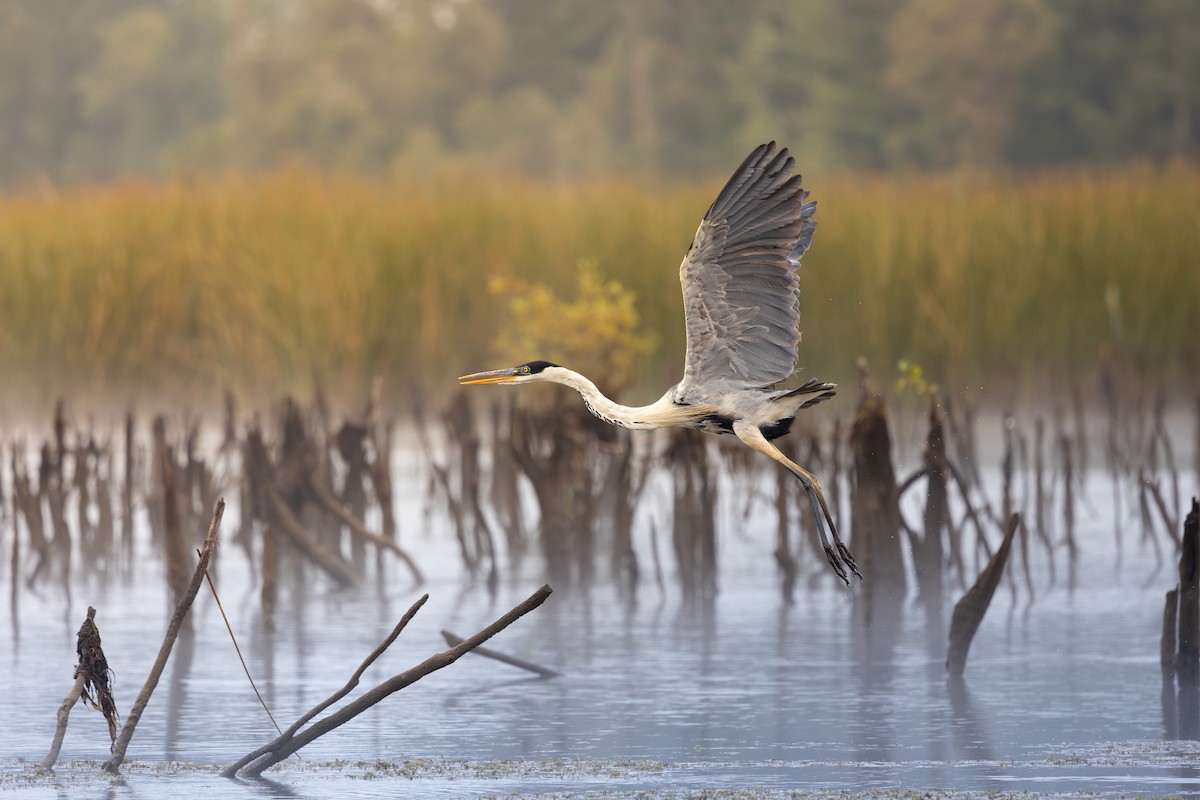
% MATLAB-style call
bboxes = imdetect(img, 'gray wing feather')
[675,142,817,405]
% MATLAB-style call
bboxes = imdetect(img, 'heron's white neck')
[540,366,682,429]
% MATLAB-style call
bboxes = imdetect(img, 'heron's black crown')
[519,360,559,374]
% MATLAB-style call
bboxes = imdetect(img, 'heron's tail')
[777,378,837,410]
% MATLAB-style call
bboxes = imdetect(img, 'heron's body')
[542,364,833,440]
[460,143,861,584]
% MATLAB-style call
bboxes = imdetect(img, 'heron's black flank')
[697,413,794,441]
[759,417,796,441]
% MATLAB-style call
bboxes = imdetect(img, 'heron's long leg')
[734,421,862,585]
[787,460,862,581]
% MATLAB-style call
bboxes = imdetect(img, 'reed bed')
[0,163,1195,409]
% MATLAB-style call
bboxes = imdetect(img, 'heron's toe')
[837,543,863,581]
[824,545,850,588]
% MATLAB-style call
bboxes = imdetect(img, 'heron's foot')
[823,544,850,588]
[837,542,863,581]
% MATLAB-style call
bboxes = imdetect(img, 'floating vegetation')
[5,752,1198,799]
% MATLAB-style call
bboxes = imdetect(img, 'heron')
[459,142,861,585]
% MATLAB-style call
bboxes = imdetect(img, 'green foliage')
[488,261,657,396]
[895,359,933,396]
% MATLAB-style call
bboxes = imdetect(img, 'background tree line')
[2,0,1197,187]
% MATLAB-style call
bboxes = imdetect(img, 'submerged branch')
[305,474,425,585]
[440,629,560,678]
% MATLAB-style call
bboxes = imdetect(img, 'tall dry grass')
[0,162,1195,409]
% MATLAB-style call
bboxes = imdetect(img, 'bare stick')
[103,498,225,774]
[221,593,429,778]
[41,670,86,769]
[228,583,553,778]
[440,629,560,678]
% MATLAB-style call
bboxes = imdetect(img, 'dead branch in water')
[946,513,1020,679]
[850,390,904,620]
[1177,499,1199,689]
[240,402,423,590]
[242,422,360,589]
[667,429,717,601]
[225,583,553,778]
[265,490,362,588]
[103,498,225,774]
[911,395,951,610]
[159,432,191,617]
[304,473,424,585]
[220,593,431,778]
[41,671,85,770]
[1163,588,1179,682]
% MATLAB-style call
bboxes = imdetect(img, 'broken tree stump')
[850,391,904,622]
[913,394,951,611]
[947,513,1020,679]
[221,593,430,778]
[1178,498,1199,689]
[1163,587,1180,739]
[1164,588,1180,682]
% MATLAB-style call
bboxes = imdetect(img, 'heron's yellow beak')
[458,367,521,385]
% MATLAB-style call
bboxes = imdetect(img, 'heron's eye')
[520,366,531,374]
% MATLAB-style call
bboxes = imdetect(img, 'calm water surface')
[2,460,1198,798]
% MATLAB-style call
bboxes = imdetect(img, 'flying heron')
[459,142,860,585]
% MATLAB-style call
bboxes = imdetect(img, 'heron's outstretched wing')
[675,142,817,405]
